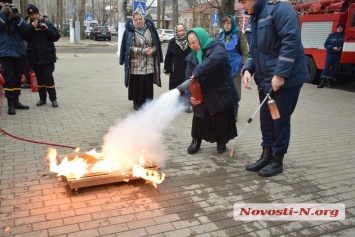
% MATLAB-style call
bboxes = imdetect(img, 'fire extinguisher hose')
[230,88,273,158]
[0,85,81,150]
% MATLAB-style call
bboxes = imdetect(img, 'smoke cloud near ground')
[102,89,185,168]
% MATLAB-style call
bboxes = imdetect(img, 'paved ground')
[0,37,355,237]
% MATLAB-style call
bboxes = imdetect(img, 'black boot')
[187,138,202,154]
[14,95,29,109]
[36,100,47,106]
[317,80,325,88]
[37,87,47,106]
[258,153,284,177]
[7,97,16,115]
[246,146,273,172]
[51,100,58,108]
[217,142,226,153]
[326,78,333,88]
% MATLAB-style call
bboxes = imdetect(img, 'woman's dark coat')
[164,38,191,90]
[185,40,239,118]
[24,20,60,64]
[119,19,163,88]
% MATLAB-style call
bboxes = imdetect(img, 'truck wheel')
[306,56,320,84]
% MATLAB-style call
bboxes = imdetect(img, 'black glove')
[9,10,18,19]
[1,4,10,15]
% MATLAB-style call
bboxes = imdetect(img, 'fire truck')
[293,0,355,83]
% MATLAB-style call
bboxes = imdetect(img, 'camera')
[9,4,18,14]
[35,19,46,29]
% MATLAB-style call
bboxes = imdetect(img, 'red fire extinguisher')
[30,71,38,92]
[0,73,4,87]
[0,63,4,87]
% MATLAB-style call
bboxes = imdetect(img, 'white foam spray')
[102,89,185,168]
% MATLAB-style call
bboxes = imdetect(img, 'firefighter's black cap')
[27,4,39,15]
[337,23,345,28]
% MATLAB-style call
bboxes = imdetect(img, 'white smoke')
[102,89,185,168]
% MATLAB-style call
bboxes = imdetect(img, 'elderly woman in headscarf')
[220,15,248,121]
[119,12,163,110]
[164,23,191,90]
[184,28,239,154]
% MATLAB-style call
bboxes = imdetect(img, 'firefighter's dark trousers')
[0,57,26,99]
[31,63,57,102]
[321,53,341,80]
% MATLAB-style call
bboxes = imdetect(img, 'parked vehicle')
[109,27,118,36]
[84,26,93,39]
[89,26,111,41]
[157,29,174,43]
[293,0,355,83]
[84,20,98,39]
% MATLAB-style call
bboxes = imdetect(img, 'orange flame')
[46,147,165,187]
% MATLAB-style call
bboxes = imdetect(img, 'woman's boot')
[187,138,202,154]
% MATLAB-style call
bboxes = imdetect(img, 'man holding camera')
[0,0,29,115]
[24,4,60,108]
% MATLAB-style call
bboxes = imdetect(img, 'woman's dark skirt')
[128,74,154,106]
[191,107,238,144]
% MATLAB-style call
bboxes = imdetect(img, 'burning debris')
[47,147,165,189]
[47,89,184,191]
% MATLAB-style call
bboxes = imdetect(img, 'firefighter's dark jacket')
[243,0,309,91]
[23,19,60,64]
[324,32,344,55]
[0,12,28,59]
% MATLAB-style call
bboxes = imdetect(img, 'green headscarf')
[186,27,213,64]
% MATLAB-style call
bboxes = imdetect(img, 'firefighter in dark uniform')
[241,0,309,177]
[318,23,344,88]
[23,4,60,107]
[0,0,29,115]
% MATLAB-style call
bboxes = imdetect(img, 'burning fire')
[47,147,165,188]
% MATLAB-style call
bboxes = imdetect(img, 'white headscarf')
[132,12,145,30]
[174,23,188,51]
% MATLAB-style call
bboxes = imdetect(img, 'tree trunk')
[19,0,29,19]
[79,0,86,39]
[220,0,235,27]
[173,0,178,28]
[162,0,166,28]
[56,0,63,35]
[157,0,161,29]
[192,0,196,28]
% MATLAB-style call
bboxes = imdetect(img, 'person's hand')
[333,47,339,51]
[9,10,18,19]
[40,23,48,30]
[243,70,252,89]
[271,74,285,91]
[1,4,10,15]
[164,72,169,75]
[144,47,154,56]
[190,97,201,106]
[32,21,38,28]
